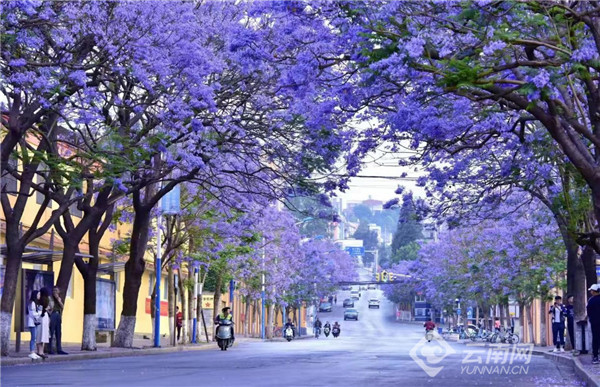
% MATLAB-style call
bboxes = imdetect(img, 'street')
[0,269,583,387]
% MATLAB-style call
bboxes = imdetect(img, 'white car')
[368,298,380,309]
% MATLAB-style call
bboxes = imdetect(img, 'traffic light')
[389,272,394,281]
[381,270,388,282]
[375,272,380,282]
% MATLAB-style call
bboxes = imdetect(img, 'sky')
[335,147,425,208]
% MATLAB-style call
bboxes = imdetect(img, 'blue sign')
[457,308,461,315]
[467,307,473,319]
[344,246,365,256]
[161,185,180,215]
[596,267,600,277]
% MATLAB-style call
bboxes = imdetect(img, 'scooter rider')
[284,318,296,337]
[424,318,435,342]
[424,318,435,331]
[215,307,234,342]
[324,321,331,334]
[314,317,322,337]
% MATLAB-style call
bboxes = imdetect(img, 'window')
[69,191,82,217]
[2,156,17,195]
[162,277,168,300]
[67,273,74,299]
[36,163,51,207]
[415,294,426,302]
[148,273,154,296]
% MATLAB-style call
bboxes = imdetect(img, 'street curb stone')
[532,349,600,387]
[0,338,266,367]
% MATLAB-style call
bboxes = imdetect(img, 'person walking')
[49,286,68,355]
[550,295,567,352]
[36,288,51,359]
[334,295,337,305]
[176,306,183,343]
[566,294,575,351]
[587,284,600,364]
[26,290,41,360]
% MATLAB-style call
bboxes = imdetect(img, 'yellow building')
[0,140,172,349]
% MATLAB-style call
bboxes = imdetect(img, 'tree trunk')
[78,235,99,351]
[168,265,175,346]
[267,303,275,339]
[540,299,547,346]
[0,243,23,356]
[527,303,535,344]
[564,233,588,321]
[113,208,152,348]
[244,300,250,336]
[178,271,188,345]
[581,245,597,291]
[518,300,525,336]
[213,274,223,321]
[482,303,490,331]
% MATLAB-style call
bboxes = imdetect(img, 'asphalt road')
[1,268,584,387]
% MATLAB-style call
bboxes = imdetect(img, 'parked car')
[344,308,359,321]
[319,302,332,312]
[359,286,367,291]
[367,284,376,290]
[341,286,352,291]
[343,298,354,308]
[368,298,380,309]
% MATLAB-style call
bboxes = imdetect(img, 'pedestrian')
[334,295,337,305]
[176,306,183,342]
[36,288,51,359]
[26,290,42,360]
[49,286,68,355]
[494,318,500,332]
[587,284,600,364]
[550,295,567,352]
[566,294,575,351]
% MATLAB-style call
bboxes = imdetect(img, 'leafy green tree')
[391,198,423,253]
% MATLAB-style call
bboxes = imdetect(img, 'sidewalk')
[454,338,600,387]
[0,335,286,367]
[531,346,600,387]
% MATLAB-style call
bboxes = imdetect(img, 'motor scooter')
[284,327,294,342]
[216,320,234,351]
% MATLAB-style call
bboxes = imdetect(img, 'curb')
[532,348,600,387]
[0,338,267,367]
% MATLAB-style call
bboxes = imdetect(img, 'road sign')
[457,308,461,315]
[345,246,365,256]
[161,184,180,214]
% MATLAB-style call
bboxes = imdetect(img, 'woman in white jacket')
[36,288,51,359]
[27,290,41,360]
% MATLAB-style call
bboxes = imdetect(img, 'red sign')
[145,298,169,316]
